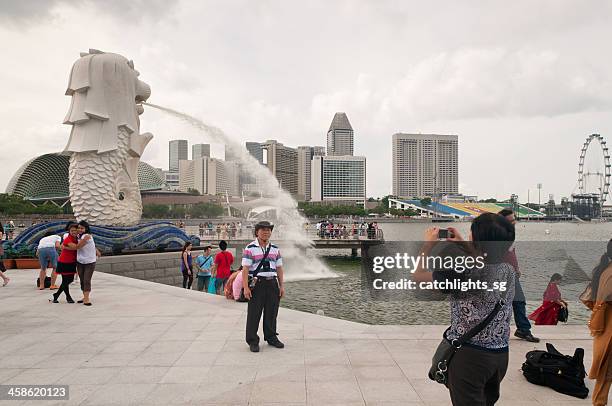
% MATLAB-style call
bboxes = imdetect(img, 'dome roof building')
[6,153,166,205]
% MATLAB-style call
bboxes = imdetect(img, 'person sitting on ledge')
[529,273,566,325]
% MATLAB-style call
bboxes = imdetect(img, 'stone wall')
[96,248,241,288]
[97,252,186,287]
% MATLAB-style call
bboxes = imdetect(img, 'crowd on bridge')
[309,220,379,239]
[176,221,244,240]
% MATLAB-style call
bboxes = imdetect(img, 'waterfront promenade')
[0,270,594,405]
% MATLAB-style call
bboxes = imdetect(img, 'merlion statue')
[63,49,153,226]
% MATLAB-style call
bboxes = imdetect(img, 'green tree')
[142,204,170,218]
[389,208,417,217]
[168,206,187,218]
[189,203,224,218]
[186,188,201,196]
[0,194,62,215]
[298,202,366,217]
[381,195,394,209]
[420,197,432,207]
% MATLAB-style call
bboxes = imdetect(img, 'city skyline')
[1,1,612,203]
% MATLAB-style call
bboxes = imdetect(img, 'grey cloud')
[310,49,612,123]
[1,0,612,202]
[86,0,179,21]
[0,0,63,23]
[0,0,178,25]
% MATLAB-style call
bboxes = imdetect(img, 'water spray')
[143,102,336,281]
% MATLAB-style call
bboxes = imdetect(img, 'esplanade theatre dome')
[6,153,165,203]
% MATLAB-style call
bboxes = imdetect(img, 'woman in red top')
[529,273,567,325]
[212,240,234,294]
[50,223,79,303]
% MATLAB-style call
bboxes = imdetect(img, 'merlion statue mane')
[63,48,153,226]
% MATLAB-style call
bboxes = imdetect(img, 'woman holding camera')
[413,213,516,406]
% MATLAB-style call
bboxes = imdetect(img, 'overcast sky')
[1,0,612,202]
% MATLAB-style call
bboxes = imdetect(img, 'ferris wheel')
[578,134,611,204]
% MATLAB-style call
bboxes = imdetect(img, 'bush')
[2,242,36,259]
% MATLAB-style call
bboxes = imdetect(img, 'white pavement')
[0,269,595,406]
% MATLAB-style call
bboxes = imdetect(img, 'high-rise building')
[392,133,458,198]
[169,140,188,172]
[179,157,240,196]
[163,171,180,191]
[192,144,210,160]
[245,142,264,164]
[261,140,298,196]
[327,113,354,156]
[311,155,366,206]
[207,158,229,196]
[224,145,237,162]
[178,159,196,193]
[297,146,325,201]
[223,160,240,197]
[231,142,265,194]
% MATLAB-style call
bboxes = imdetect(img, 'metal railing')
[183,226,384,241]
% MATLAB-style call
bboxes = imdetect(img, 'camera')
[438,229,453,239]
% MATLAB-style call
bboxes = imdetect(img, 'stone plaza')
[0,269,595,405]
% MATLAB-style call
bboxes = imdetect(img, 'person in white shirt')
[36,232,61,290]
[75,221,100,306]
[0,230,10,286]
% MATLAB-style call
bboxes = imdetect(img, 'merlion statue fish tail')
[63,49,153,226]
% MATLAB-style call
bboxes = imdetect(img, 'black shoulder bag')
[429,297,506,385]
[238,246,271,302]
[244,244,272,292]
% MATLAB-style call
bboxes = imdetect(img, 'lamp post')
[511,193,519,220]
[527,189,530,220]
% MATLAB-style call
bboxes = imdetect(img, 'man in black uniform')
[241,221,285,352]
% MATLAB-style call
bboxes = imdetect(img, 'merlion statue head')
[63,49,154,227]
[63,48,151,153]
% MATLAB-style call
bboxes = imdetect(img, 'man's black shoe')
[267,339,284,349]
[514,330,540,343]
[249,343,260,352]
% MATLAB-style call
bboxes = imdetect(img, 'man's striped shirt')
[241,239,282,278]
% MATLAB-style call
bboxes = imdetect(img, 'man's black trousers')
[246,278,280,345]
